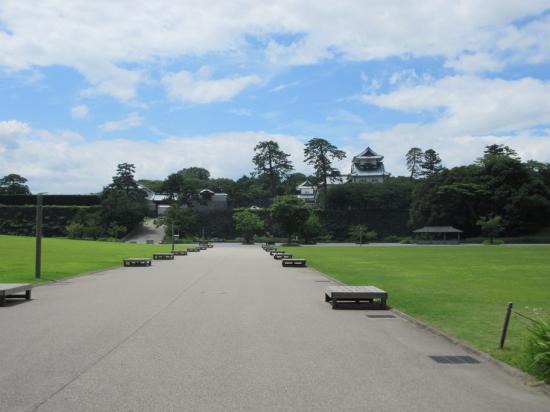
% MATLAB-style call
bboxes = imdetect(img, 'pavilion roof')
[413,226,463,233]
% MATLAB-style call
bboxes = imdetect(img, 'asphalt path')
[0,244,548,411]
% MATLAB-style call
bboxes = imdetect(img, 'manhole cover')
[366,314,396,318]
[429,356,479,364]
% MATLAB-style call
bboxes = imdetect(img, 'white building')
[348,147,388,183]
[296,179,316,204]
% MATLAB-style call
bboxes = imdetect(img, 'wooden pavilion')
[413,226,463,244]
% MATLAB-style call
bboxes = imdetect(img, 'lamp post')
[35,192,46,279]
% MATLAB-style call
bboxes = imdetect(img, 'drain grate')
[367,314,396,318]
[315,280,333,282]
[429,355,479,364]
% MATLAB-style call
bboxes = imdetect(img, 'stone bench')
[282,259,306,267]
[274,253,293,260]
[198,246,208,250]
[123,258,152,267]
[199,243,213,248]
[153,253,174,260]
[270,250,284,256]
[324,286,388,310]
[172,250,188,256]
[0,284,33,306]
[187,247,201,252]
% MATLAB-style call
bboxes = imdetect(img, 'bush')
[400,237,413,244]
[66,222,85,239]
[384,235,400,243]
[482,239,504,245]
[526,318,550,383]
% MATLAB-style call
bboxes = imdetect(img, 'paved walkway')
[0,245,548,411]
[124,219,165,244]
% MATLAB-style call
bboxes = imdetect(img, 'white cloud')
[0,119,31,151]
[360,76,550,136]
[356,74,550,175]
[0,123,310,193]
[0,1,548,98]
[70,105,89,119]
[162,68,260,104]
[100,113,142,132]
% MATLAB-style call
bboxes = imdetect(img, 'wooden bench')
[274,253,292,260]
[282,259,306,267]
[123,258,152,267]
[198,246,208,250]
[263,246,275,252]
[153,253,174,260]
[146,239,154,244]
[187,247,201,252]
[199,243,213,248]
[270,250,284,256]
[324,286,387,309]
[0,284,33,306]
[172,250,188,256]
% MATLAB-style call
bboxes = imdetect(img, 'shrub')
[526,318,550,383]
[400,237,413,244]
[482,239,504,245]
[384,235,400,243]
[66,222,85,239]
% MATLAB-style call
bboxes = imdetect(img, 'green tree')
[304,138,346,208]
[300,213,326,244]
[0,174,31,194]
[281,172,307,195]
[270,195,310,244]
[233,210,265,244]
[155,207,197,238]
[483,144,518,159]
[252,140,294,197]
[421,149,443,176]
[477,215,504,244]
[348,224,377,245]
[406,147,424,180]
[101,163,149,234]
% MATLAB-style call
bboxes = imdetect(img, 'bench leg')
[25,290,31,300]
[0,296,5,307]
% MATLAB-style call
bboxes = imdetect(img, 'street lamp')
[35,192,47,279]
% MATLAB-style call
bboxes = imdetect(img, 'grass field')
[0,235,187,283]
[287,245,550,375]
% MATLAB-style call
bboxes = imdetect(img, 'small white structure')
[348,147,388,183]
[296,179,316,204]
[198,189,228,210]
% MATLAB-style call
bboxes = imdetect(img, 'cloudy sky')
[1,1,549,193]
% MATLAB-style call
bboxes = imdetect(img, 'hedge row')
[0,194,101,206]
[0,205,101,236]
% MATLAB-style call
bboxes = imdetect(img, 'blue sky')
[0,1,549,193]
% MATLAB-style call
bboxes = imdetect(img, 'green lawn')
[0,235,188,283]
[287,245,550,374]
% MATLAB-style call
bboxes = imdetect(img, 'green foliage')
[155,207,198,237]
[477,215,505,244]
[348,224,377,244]
[482,239,504,245]
[399,237,413,244]
[304,138,346,208]
[406,147,424,179]
[101,163,149,234]
[252,140,293,197]
[0,194,101,206]
[270,195,310,244]
[233,210,265,243]
[300,214,326,243]
[0,174,31,195]
[66,222,85,239]
[526,318,550,382]
[410,147,550,236]
[420,149,443,176]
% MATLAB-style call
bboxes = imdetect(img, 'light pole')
[35,192,46,279]
[171,223,175,252]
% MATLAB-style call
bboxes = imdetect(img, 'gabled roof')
[413,226,463,233]
[297,179,314,189]
[355,146,382,158]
